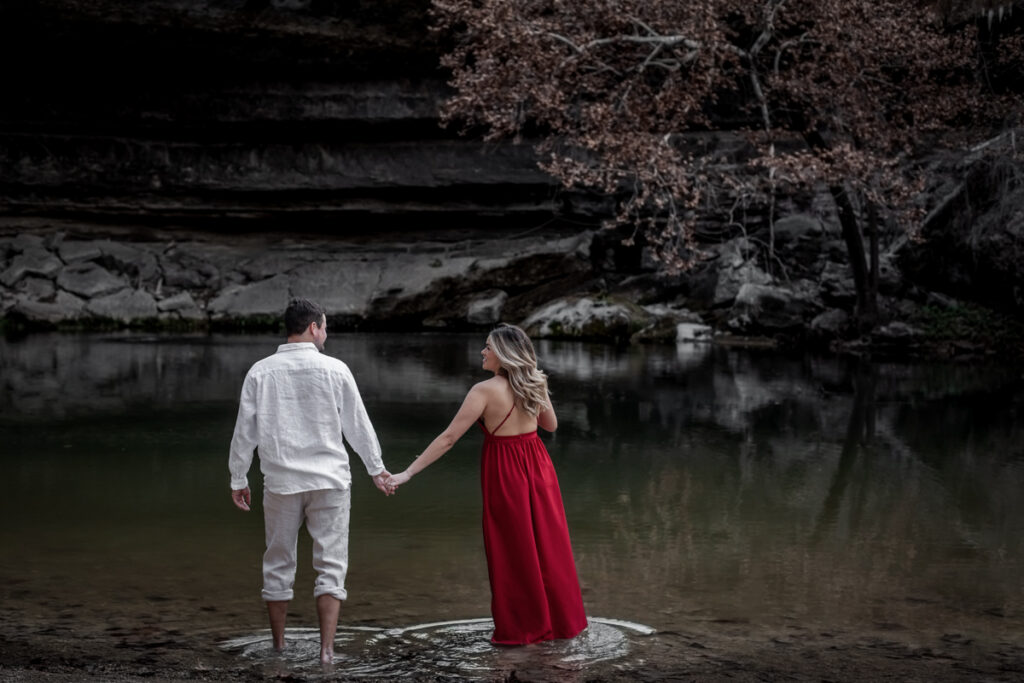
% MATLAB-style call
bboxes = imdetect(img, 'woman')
[386,323,588,645]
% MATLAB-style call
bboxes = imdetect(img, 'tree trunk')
[829,183,877,331]
[866,197,880,316]
[802,129,879,332]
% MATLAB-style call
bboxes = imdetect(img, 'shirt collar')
[276,342,318,354]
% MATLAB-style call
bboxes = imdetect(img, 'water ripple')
[221,617,655,679]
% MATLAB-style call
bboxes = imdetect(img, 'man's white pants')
[262,488,350,602]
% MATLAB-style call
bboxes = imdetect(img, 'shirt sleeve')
[228,371,259,490]
[338,368,386,477]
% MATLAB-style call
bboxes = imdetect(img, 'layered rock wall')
[0,1,579,230]
[2,2,1022,356]
[0,225,597,331]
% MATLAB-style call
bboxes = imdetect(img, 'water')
[2,331,1024,679]
[221,618,655,679]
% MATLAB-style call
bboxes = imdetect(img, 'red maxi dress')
[479,405,588,645]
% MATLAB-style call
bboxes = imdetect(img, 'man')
[229,298,392,665]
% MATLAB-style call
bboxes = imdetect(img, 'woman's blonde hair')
[488,323,550,417]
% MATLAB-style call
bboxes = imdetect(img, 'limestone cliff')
[0,0,580,231]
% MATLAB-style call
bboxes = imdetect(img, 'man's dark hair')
[284,298,326,336]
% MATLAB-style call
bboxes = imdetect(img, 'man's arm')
[228,373,258,507]
[338,368,387,479]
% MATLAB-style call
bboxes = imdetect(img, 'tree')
[433,0,1023,331]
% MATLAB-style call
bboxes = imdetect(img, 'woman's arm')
[387,384,488,486]
[537,394,558,432]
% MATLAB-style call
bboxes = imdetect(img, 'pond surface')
[2,332,1024,680]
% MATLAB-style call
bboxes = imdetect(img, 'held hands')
[384,470,411,494]
[373,471,395,496]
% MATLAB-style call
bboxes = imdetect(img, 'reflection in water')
[811,360,877,544]
[221,618,655,680]
[2,332,1024,678]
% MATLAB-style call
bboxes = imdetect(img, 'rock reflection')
[4,331,1024,646]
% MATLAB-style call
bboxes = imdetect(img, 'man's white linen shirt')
[229,342,385,494]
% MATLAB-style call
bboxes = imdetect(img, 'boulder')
[290,261,387,317]
[58,240,103,263]
[770,214,824,244]
[86,289,159,321]
[56,263,126,298]
[12,291,86,322]
[156,291,205,320]
[11,233,46,253]
[95,240,161,283]
[676,322,714,342]
[15,276,56,301]
[820,261,857,306]
[467,290,508,325]
[522,297,653,340]
[237,252,307,281]
[631,303,704,342]
[1,248,63,286]
[711,238,773,307]
[728,282,821,332]
[873,321,923,342]
[208,274,290,318]
[810,309,851,338]
[161,257,218,290]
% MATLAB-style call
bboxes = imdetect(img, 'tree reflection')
[811,360,877,545]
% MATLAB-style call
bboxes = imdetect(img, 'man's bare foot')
[320,648,335,670]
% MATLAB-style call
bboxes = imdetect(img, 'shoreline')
[3,618,1024,682]
[3,322,1021,367]
[3,220,1022,365]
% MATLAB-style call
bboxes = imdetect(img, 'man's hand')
[385,470,411,491]
[231,487,251,511]
[373,471,395,496]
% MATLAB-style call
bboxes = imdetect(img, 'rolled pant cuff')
[262,589,294,602]
[313,586,348,601]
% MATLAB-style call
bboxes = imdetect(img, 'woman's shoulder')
[477,375,507,388]
[471,375,508,395]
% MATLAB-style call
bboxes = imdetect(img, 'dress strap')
[490,403,516,435]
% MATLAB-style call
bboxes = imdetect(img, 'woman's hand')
[386,470,412,492]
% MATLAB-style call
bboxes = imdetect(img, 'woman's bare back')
[479,376,540,436]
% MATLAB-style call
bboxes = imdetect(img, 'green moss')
[916,303,1024,345]
[209,315,283,333]
[48,316,208,333]
[1,312,290,334]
